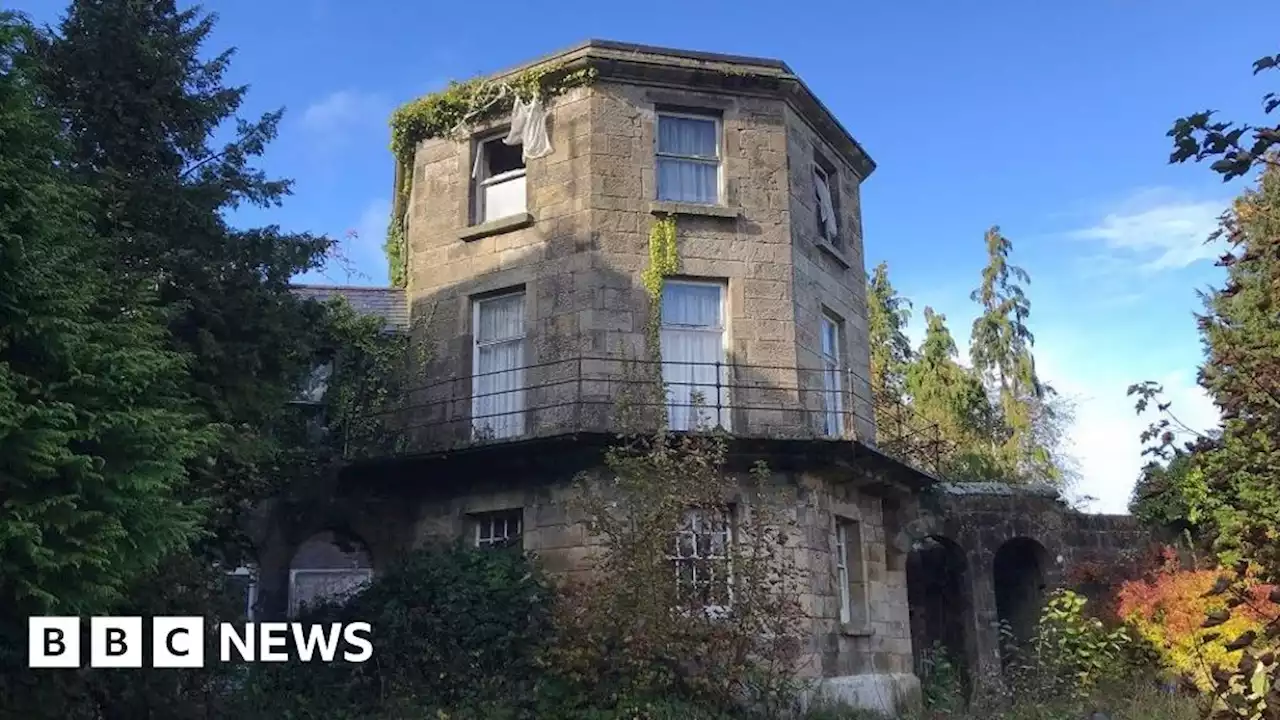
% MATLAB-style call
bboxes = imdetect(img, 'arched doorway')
[288,530,373,617]
[907,535,973,700]
[993,536,1049,664]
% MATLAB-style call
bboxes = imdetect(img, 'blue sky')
[19,0,1276,513]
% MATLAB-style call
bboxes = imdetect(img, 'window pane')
[658,115,717,157]
[481,174,526,223]
[657,158,717,204]
[486,139,525,175]
[476,293,525,342]
[661,283,722,328]
[821,317,839,358]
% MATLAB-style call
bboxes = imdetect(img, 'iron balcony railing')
[367,355,952,477]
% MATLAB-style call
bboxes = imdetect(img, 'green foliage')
[384,64,597,287]
[1022,590,1145,699]
[919,642,966,715]
[1168,51,1279,181]
[642,215,679,355]
[0,9,207,619]
[867,261,914,399]
[552,430,808,717]
[39,0,337,560]
[231,544,555,720]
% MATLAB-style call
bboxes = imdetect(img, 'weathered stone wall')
[783,107,874,442]
[398,70,880,449]
[894,483,1149,691]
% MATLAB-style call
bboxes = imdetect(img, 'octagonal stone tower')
[399,40,878,452]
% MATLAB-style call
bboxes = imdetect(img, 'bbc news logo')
[29,617,373,668]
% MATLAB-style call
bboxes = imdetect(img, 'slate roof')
[290,285,410,332]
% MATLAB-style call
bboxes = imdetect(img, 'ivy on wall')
[383,63,597,288]
[641,215,679,359]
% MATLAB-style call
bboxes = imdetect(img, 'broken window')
[814,161,840,243]
[656,112,720,204]
[473,134,527,224]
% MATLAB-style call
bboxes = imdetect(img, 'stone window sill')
[457,212,534,242]
[817,237,853,268]
[649,201,739,219]
[840,622,875,638]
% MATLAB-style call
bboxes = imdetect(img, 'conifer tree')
[867,262,914,399]
[40,0,335,557]
[0,10,205,618]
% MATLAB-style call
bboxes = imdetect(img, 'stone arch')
[287,529,374,617]
[993,536,1050,663]
[907,534,975,699]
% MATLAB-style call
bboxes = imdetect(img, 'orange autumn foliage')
[1114,547,1280,689]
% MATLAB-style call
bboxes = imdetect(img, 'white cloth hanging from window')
[814,170,839,240]
[504,96,553,160]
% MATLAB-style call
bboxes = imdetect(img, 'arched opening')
[907,535,972,700]
[993,536,1049,665]
[288,530,373,617]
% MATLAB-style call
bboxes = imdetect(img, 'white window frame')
[820,312,845,437]
[227,565,258,621]
[655,111,722,205]
[287,568,373,618]
[473,131,527,224]
[670,507,734,617]
[660,279,731,431]
[474,509,524,548]
[834,516,867,626]
[471,290,527,440]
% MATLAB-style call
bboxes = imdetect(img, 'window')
[820,313,844,436]
[671,508,732,611]
[287,532,373,618]
[473,133,526,223]
[656,113,720,204]
[660,280,730,431]
[835,517,867,626]
[473,509,523,549]
[472,291,526,439]
[813,162,840,243]
[295,361,332,404]
[225,565,258,621]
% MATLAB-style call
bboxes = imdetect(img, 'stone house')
[239,40,1144,715]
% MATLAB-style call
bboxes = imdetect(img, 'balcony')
[365,356,952,478]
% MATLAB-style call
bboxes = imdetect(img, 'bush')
[230,543,555,719]
[1115,552,1279,692]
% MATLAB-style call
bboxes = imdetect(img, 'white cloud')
[300,90,387,150]
[1066,187,1229,272]
[1035,351,1218,515]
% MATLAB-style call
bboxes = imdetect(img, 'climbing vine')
[642,215,678,357]
[384,63,597,287]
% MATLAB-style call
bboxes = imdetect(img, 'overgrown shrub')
[229,543,555,719]
[1116,551,1279,693]
[546,430,808,717]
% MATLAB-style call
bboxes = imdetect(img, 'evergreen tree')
[866,262,914,399]
[1189,166,1280,569]
[968,226,1060,483]
[40,0,334,558]
[0,10,206,617]
[904,308,1003,480]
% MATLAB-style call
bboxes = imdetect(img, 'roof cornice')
[483,40,876,180]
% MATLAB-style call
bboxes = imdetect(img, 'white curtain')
[814,169,839,240]
[504,96,552,160]
[657,115,718,204]
[820,316,843,436]
[473,293,526,439]
[661,283,728,431]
